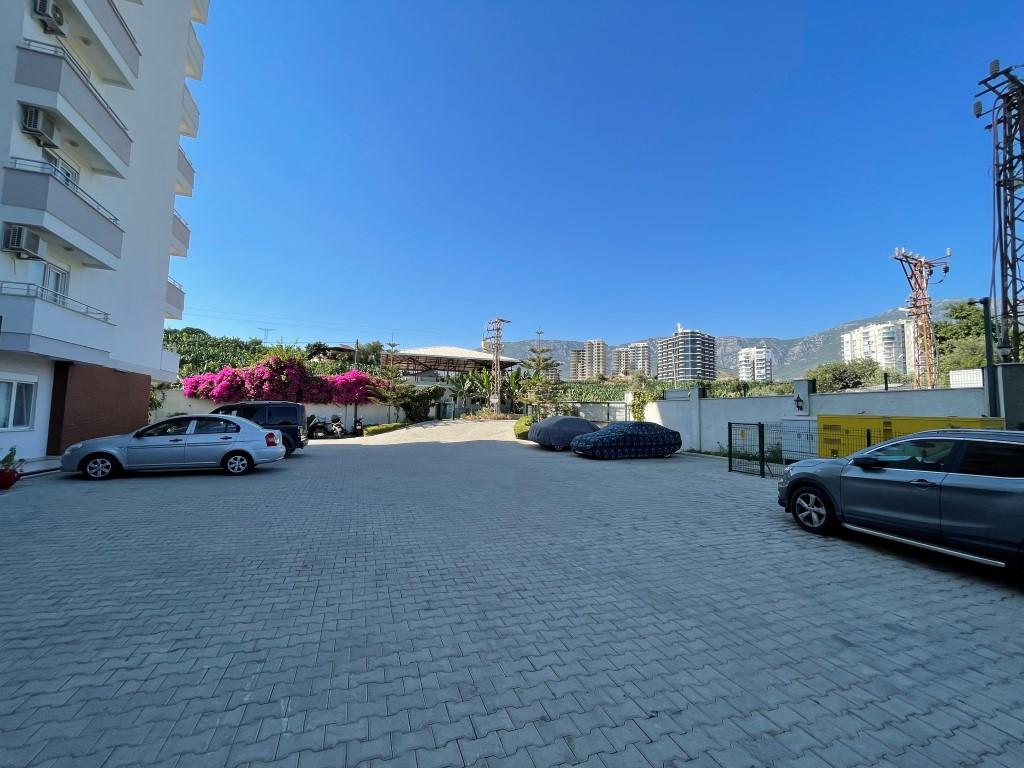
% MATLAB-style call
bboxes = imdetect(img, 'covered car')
[527,415,599,451]
[570,421,682,459]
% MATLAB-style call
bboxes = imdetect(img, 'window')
[137,419,192,438]
[266,406,297,426]
[957,441,1024,478]
[0,379,36,430]
[866,439,957,472]
[42,148,80,187]
[192,418,240,435]
[42,263,69,300]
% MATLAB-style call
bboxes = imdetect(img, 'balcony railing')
[8,157,119,225]
[19,40,130,134]
[0,281,110,322]
[168,276,184,291]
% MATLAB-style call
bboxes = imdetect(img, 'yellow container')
[816,414,1005,458]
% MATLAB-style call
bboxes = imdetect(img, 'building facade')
[612,342,651,376]
[737,347,773,382]
[569,339,609,381]
[0,0,207,460]
[841,321,915,374]
[657,325,716,381]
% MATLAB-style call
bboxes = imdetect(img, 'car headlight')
[782,465,792,480]
[64,443,84,454]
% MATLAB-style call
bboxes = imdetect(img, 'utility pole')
[975,60,1024,362]
[483,317,510,412]
[258,327,274,344]
[893,247,950,389]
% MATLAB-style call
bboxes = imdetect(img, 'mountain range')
[500,299,962,381]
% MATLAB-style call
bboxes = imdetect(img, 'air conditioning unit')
[33,0,68,37]
[2,224,43,260]
[21,106,58,148]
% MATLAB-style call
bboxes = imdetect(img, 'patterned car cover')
[570,421,682,459]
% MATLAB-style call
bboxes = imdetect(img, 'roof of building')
[380,345,520,374]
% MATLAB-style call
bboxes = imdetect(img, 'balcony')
[186,23,205,80]
[2,158,123,270]
[171,210,190,257]
[181,84,199,138]
[0,281,113,365]
[191,0,210,24]
[15,42,132,171]
[176,146,194,196]
[165,277,185,320]
[75,0,142,82]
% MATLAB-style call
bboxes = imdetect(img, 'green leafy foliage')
[0,446,20,471]
[513,416,532,439]
[934,300,987,384]
[364,423,407,437]
[804,359,884,392]
[375,382,445,423]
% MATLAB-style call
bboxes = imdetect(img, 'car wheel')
[788,486,837,534]
[222,452,252,476]
[283,437,295,457]
[81,453,118,480]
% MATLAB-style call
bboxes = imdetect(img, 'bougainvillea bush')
[181,356,379,405]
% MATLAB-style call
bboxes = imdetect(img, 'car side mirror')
[852,455,881,469]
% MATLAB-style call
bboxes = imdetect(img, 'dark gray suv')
[778,430,1024,569]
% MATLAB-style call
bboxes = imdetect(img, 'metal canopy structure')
[380,345,520,375]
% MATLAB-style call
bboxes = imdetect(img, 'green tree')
[805,359,883,393]
[522,344,558,380]
[934,300,986,383]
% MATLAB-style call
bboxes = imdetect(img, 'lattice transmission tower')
[893,247,949,389]
[483,317,510,411]
[975,59,1024,361]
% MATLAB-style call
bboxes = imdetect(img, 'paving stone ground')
[1,420,1023,768]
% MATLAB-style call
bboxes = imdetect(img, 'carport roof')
[380,345,520,374]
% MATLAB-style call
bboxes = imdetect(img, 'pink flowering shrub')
[181,357,380,405]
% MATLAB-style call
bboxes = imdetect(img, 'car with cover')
[778,429,1024,569]
[211,401,308,455]
[570,421,682,459]
[527,415,598,450]
[60,415,286,479]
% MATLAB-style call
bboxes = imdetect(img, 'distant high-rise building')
[613,342,651,376]
[541,365,561,382]
[841,321,914,373]
[738,347,773,382]
[657,326,716,381]
[569,340,609,380]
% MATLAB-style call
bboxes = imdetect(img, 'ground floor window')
[0,378,36,430]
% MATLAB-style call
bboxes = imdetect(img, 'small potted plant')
[0,447,22,491]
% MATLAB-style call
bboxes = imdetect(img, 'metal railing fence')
[0,281,111,321]
[8,157,120,224]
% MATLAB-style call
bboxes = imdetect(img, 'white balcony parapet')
[7,157,118,225]
[165,277,185,319]
[80,0,142,79]
[176,146,195,196]
[191,0,210,24]
[186,23,204,79]
[171,210,190,256]
[0,281,110,321]
[181,84,199,138]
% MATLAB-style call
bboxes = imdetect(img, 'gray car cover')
[527,416,599,450]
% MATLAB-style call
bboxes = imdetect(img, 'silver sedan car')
[61,414,286,480]
[778,429,1024,570]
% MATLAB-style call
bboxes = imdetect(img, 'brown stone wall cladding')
[47,363,151,454]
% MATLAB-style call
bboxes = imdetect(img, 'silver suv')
[778,430,1024,569]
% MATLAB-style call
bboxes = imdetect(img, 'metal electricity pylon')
[483,317,510,411]
[893,247,950,389]
[975,59,1024,362]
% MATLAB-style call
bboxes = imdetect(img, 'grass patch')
[363,422,407,437]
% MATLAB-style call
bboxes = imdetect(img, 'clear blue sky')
[171,0,1020,348]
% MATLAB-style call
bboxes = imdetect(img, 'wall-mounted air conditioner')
[33,0,68,37]
[21,105,58,148]
[2,224,43,260]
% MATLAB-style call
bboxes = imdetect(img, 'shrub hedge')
[513,416,532,440]
[363,422,407,437]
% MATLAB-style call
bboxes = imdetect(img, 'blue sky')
[171,0,1019,348]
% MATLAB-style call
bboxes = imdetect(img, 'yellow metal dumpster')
[816,414,1005,458]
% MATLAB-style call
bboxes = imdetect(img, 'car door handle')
[909,478,937,487]
[219,436,233,440]
[169,438,184,443]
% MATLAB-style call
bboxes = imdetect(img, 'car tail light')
[265,432,278,447]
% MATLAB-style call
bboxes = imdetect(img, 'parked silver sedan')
[60,415,286,480]
[778,429,1024,569]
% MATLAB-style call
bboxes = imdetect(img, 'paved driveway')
[1,421,1023,768]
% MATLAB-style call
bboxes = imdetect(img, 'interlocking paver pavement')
[2,420,1023,768]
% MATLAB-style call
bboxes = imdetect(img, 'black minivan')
[211,401,308,455]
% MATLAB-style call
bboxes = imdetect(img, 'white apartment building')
[841,321,915,374]
[657,325,716,381]
[0,0,207,460]
[738,346,773,382]
[612,342,651,376]
[569,339,609,381]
